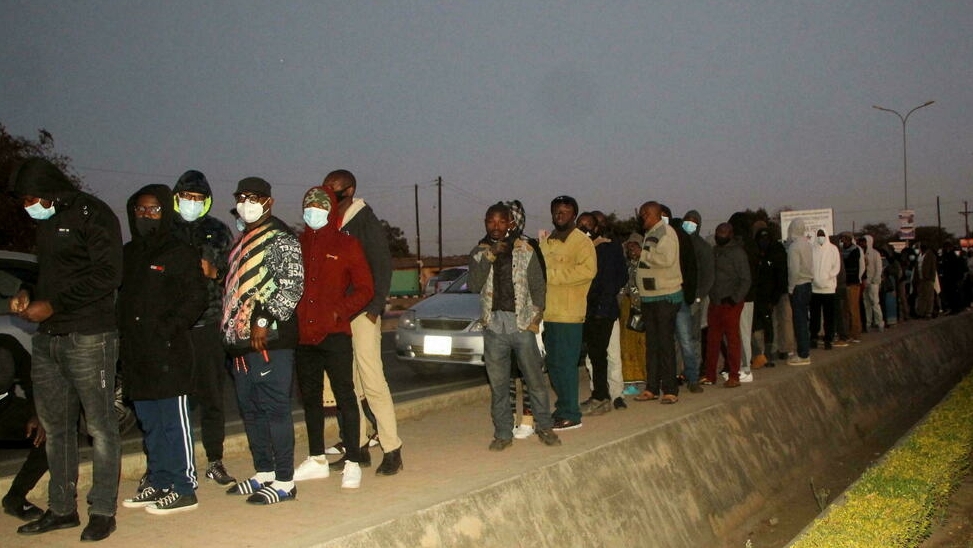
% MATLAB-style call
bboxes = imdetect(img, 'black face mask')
[135,218,161,237]
[715,236,731,247]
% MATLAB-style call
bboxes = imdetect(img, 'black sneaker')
[488,438,513,451]
[145,491,198,515]
[123,486,168,508]
[136,470,150,493]
[613,396,628,409]
[2,495,44,521]
[687,382,704,394]
[551,418,582,431]
[536,428,562,446]
[205,460,237,485]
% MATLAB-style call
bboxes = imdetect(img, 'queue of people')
[3,159,404,540]
[4,157,970,540]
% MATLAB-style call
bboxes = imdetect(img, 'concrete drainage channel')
[319,315,972,547]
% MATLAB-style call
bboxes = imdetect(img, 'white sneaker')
[720,371,729,381]
[293,457,330,481]
[324,443,345,455]
[512,424,535,439]
[368,433,380,447]
[739,371,754,383]
[341,461,362,489]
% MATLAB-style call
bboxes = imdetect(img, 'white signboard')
[898,209,916,240]
[779,209,835,241]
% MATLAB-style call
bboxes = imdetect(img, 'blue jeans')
[790,283,812,358]
[484,329,553,438]
[675,301,702,383]
[32,331,120,517]
[231,349,295,482]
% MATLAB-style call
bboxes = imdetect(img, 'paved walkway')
[0,317,945,547]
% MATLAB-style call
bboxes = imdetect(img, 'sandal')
[660,394,679,404]
[634,390,658,401]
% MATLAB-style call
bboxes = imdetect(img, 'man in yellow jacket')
[539,196,596,430]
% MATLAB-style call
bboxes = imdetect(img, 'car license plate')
[424,335,452,356]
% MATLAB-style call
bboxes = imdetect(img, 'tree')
[1,124,84,252]
[914,226,956,251]
[860,222,894,250]
[381,219,411,257]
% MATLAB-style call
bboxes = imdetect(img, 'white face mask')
[816,236,826,246]
[236,201,265,224]
[25,201,56,220]
[303,207,329,230]
[682,221,698,235]
[177,198,205,222]
[662,216,670,225]
[235,218,246,232]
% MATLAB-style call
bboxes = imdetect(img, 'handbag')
[625,305,645,332]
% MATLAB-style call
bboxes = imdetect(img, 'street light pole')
[872,100,935,210]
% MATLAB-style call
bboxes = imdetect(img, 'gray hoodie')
[786,218,813,293]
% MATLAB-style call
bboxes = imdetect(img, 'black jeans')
[296,334,361,462]
[583,317,614,401]
[189,323,228,462]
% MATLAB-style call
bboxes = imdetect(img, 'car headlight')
[399,310,418,330]
[469,319,484,332]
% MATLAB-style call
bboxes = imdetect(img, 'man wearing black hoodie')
[170,170,237,486]
[9,157,123,541]
[118,185,208,515]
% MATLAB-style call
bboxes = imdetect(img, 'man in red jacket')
[293,186,374,490]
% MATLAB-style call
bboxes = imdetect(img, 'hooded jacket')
[118,184,208,400]
[786,218,814,293]
[863,235,883,287]
[171,170,234,326]
[709,237,751,305]
[10,158,122,335]
[297,187,374,345]
[811,229,841,294]
[337,199,391,318]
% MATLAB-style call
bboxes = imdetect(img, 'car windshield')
[443,272,472,293]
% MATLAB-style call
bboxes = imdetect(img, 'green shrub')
[790,374,973,547]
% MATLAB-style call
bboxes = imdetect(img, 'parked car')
[396,270,483,375]
[0,250,137,435]
[422,266,468,297]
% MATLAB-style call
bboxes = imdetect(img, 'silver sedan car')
[395,271,484,375]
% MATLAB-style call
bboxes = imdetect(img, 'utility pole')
[937,196,942,230]
[437,176,443,270]
[414,183,422,293]
[959,200,971,238]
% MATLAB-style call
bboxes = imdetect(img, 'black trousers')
[189,323,228,462]
[0,396,48,502]
[296,334,361,462]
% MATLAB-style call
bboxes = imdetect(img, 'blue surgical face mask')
[177,198,205,222]
[682,221,698,235]
[235,218,246,232]
[25,201,56,220]
[303,207,329,230]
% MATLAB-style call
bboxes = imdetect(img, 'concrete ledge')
[2,316,969,547]
[317,315,973,547]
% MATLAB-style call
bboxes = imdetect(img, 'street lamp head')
[922,100,935,107]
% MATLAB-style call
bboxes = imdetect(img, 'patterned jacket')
[468,236,545,332]
[221,216,304,354]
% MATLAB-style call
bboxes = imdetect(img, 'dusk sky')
[3,1,971,254]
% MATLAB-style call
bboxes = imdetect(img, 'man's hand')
[200,258,218,279]
[366,312,379,324]
[19,300,53,323]
[9,289,30,314]
[250,324,268,351]
[26,417,46,447]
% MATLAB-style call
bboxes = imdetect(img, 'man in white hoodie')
[861,235,885,332]
[786,219,814,365]
[810,229,841,350]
